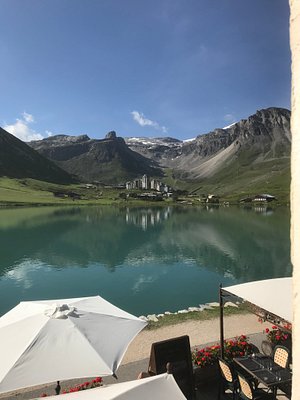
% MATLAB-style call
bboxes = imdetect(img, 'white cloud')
[4,112,43,142]
[131,111,168,133]
[22,111,34,123]
[4,113,81,142]
[224,113,235,122]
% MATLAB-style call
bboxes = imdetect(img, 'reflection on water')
[242,205,275,216]
[125,207,172,230]
[0,206,291,316]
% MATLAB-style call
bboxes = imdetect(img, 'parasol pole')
[219,283,225,358]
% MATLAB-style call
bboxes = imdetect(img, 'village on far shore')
[114,174,277,204]
[50,173,279,205]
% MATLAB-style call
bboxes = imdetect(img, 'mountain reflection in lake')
[0,206,291,316]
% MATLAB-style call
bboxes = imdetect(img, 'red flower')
[265,328,269,333]
[192,334,252,368]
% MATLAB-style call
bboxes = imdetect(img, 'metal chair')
[237,373,273,400]
[218,358,239,399]
[273,345,292,399]
[273,345,290,369]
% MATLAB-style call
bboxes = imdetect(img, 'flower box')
[193,363,219,388]
[191,335,254,389]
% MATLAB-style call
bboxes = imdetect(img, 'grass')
[164,157,290,204]
[0,177,121,206]
[0,172,290,207]
[0,177,176,207]
[146,303,250,330]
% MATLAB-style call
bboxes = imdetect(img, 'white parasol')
[0,295,147,394]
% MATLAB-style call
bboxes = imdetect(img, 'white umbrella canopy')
[35,373,187,400]
[223,277,292,323]
[0,296,147,394]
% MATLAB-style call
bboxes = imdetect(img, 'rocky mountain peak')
[246,107,290,128]
[105,131,117,140]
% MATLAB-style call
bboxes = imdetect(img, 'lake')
[0,205,291,317]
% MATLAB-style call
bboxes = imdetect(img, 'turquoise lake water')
[0,205,291,317]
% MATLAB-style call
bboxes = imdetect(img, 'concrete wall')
[290,1,300,399]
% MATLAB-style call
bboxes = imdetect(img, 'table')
[234,355,292,399]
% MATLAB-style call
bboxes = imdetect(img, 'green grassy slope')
[0,178,119,206]
[0,153,291,208]
[0,127,74,184]
[164,156,290,203]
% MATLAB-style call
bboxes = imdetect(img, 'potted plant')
[261,325,292,356]
[192,343,220,386]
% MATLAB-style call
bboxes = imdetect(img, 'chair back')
[148,335,195,399]
[273,345,289,368]
[237,373,254,400]
[218,358,234,383]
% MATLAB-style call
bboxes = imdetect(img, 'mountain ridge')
[171,107,291,180]
[1,107,290,195]
[29,130,163,183]
[124,107,290,175]
[0,127,75,184]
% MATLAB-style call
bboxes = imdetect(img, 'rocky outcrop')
[105,131,117,140]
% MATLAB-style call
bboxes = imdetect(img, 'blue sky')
[0,0,291,141]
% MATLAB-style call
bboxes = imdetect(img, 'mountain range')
[29,130,162,184]
[126,107,291,196]
[0,107,291,195]
[125,107,291,179]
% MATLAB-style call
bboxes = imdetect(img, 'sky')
[0,0,291,141]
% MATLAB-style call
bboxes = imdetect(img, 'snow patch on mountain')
[223,122,237,130]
